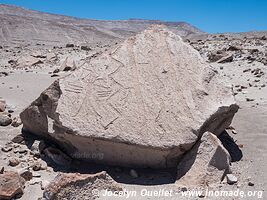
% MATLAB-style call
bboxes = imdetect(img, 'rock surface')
[0,171,25,200]
[43,171,121,200]
[176,132,231,186]
[20,26,238,168]
[0,98,6,112]
[0,113,12,126]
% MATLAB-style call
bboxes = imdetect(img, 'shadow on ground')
[19,129,242,186]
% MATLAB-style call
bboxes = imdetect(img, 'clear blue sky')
[1,0,267,33]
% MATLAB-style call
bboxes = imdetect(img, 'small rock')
[243,68,251,73]
[0,113,12,126]
[248,181,254,186]
[232,129,237,134]
[81,46,92,51]
[11,117,22,127]
[129,169,138,178]
[19,169,33,181]
[53,68,60,74]
[8,158,20,167]
[46,53,56,60]
[66,44,74,48]
[40,160,48,170]
[246,98,255,102]
[11,134,24,144]
[0,99,6,112]
[227,45,241,51]
[1,146,12,152]
[30,140,41,157]
[0,171,25,199]
[226,174,238,185]
[32,162,42,171]
[218,54,233,63]
[0,167,4,174]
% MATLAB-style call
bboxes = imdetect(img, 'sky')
[0,0,267,33]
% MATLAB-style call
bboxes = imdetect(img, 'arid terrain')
[0,4,267,200]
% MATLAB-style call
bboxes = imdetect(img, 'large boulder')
[20,25,238,168]
[176,132,231,186]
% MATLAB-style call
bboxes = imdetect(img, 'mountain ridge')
[0,4,203,46]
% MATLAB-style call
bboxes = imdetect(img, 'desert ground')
[0,4,267,200]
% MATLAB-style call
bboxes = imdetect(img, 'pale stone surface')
[20,26,238,168]
[176,132,231,186]
[16,55,43,68]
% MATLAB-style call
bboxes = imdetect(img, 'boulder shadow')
[20,129,177,186]
[218,130,243,162]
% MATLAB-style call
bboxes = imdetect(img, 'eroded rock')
[0,113,12,126]
[176,132,231,186]
[0,171,25,200]
[20,26,238,168]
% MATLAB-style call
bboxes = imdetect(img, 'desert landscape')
[0,4,266,200]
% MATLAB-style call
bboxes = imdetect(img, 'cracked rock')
[20,25,238,168]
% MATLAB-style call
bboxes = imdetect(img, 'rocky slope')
[0,4,203,46]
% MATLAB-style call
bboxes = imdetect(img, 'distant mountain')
[0,4,204,46]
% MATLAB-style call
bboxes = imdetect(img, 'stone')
[19,169,33,181]
[43,171,122,200]
[1,146,12,152]
[16,55,43,68]
[81,45,91,51]
[11,134,25,144]
[217,54,234,63]
[0,99,6,112]
[8,158,20,167]
[208,52,225,62]
[176,132,231,186]
[0,113,12,126]
[53,68,60,74]
[11,116,22,127]
[32,162,42,171]
[0,171,25,200]
[232,129,237,134]
[129,169,138,178]
[30,140,41,157]
[226,174,238,184]
[46,53,57,61]
[0,167,4,174]
[66,43,74,48]
[59,57,77,71]
[248,181,254,186]
[227,46,241,51]
[20,25,238,168]
[246,98,255,102]
[31,51,46,58]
